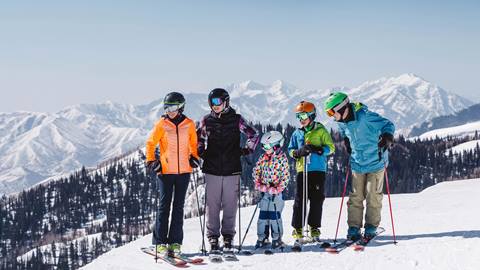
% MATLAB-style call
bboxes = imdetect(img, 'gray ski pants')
[205,174,240,239]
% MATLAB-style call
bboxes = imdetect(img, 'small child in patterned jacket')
[252,131,290,250]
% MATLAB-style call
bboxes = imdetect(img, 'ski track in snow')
[81,178,480,270]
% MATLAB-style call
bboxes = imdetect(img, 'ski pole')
[153,174,159,262]
[333,162,350,243]
[241,194,263,247]
[192,170,207,255]
[202,176,207,254]
[302,156,306,237]
[303,154,310,237]
[384,165,397,244]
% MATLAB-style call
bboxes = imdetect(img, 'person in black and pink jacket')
[197,88,259,256]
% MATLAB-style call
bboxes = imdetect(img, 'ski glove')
[378,133,394,152]
[306,144,324,155]
[189,156,200,168]
[293,144,322,158]
[146,160,162,174]
[343,137,352,155]
[292,145,310,158]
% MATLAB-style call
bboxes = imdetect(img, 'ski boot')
[208,237,222,263]
[156,244,168,256]
[364,224,378,239]
[271,239,286,251]
[222,235,238,261]
[169,243,182,257]
[255,238,269,249]
[291,228,303,252]
[347,226,362,241]
[309,226,321,242]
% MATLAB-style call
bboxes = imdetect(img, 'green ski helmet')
[324,92,349,117]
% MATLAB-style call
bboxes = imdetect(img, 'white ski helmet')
[260,130,285,150]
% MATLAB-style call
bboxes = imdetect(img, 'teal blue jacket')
[337,103,395,174]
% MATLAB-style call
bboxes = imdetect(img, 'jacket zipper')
[176,124,180,174]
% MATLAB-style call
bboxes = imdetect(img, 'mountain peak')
[391,73,428,85]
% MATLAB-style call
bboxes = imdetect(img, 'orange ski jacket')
[146,116,199,175]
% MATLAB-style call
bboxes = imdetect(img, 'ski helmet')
[324,92,349,117]
[208,88,230,109]
[163,92,185,113]
[295,101,316,121]
[260,130,284,151]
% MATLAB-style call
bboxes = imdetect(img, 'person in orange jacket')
[145,92,200,257]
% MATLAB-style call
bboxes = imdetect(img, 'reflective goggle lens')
[326,109,335,117]
[296,112,310,121]
[211,97,223,106]
[164,104,182,112]
[263,143,277,151]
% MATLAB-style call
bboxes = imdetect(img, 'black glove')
[292,145,311,158]
[146,160,162,173]
[343,137,352,155]
[305,144,324,155]
[378,133,394,152]
[189,156,200,168]
[240,147,252,156]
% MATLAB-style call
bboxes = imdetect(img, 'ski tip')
[353,246,365,251]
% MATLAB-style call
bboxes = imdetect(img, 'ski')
[291,239,302,252]
[264,249,273,255]
[263,243,273,255]
[238,249,254,256]
[207,249,223,263]
[222,249,239,261]
[325,239,359,254]
[172,253,204,264]
[235,244,255,256]
[302,236,331,248]
[352,227,386,251]
[140,247,188,267]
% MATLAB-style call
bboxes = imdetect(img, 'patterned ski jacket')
[252,150,290,195]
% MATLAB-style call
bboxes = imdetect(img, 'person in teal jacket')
[324,92,395,240]
[288,101,335,244]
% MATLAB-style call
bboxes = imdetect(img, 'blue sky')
[1,0,479,112]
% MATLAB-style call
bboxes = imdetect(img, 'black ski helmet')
[163,92,185,113]
[208,88,230,109]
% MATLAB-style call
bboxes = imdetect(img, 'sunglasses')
[164,104,183,113]
[296,112,310,121]
[211,97,223,106]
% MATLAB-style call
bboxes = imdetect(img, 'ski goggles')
[164,103,183,112]
[262,143,276,151]
[210,97,224,106]
[326,108,336,117]
[296,112,310,121]
[262,143,272,150]
[326,98,349,117]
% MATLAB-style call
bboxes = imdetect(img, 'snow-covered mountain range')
[0,74,473,194]
[409,103,480,137]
